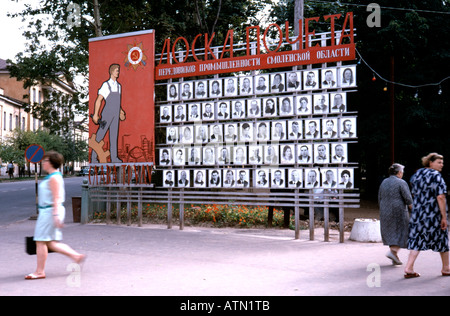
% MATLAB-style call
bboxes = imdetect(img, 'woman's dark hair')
[43,151,64,169]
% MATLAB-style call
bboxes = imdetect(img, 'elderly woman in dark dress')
[404,153,449,278]
[378,163,413,265]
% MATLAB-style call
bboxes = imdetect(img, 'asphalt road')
[0,177,84,226]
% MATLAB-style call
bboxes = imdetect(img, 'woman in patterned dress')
[404,153,449,278]
[378,163,413,265]
[25,151,85,280]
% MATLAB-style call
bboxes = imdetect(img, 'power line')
[308,0,450,15]
[355,48,449,91]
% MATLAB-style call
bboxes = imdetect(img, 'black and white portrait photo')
[177,170,190,187]
[330,93,347,113]
[286,71,302,91]
[202,102,215,120]
[224,77,238,97]
[180,82,193,100]
[159,148,171,166]
[217,146,231,164]
[338,168,354,188]
[208,169,221,187]
[322,168,338,188]
[249,145,264,164]
[271,121,286,141]
[195,80,208,99]
[195,125,209,144]
[288,168,303,188]
[303,70,318,90]
[305,168,320,188]
[264,145,279,165]
[314,143,330,164]
[188,103,201,121]
[288,120,302,140]
[174,104,186,122]
[262,97,277,117]
[281,144,295,164]
[321,68,337,89]
[239,77,252,95]
[313,94,329,114]
[296,95,312,115]
[247,98,261,118]
[166,127,179,144]
[187,147,201,165]
[163,170,175,187]
[271,169,285,188]
[224,123,238,142]
[255,74,269,94]
[340,117,357,138]
[223,169,236,188]
[279,96,294,116]
[255,169,269,188]
[322,118,338,139]
[160,106,171,123]
[236,169,249,188]
[304,119,321,139]
[340,66,356,88]
[217,101,230,120]
[180,126,193,144]
[240,122,254,142]
[255,121,270,141]
[331,143,348,163]
[234,146,247,165]
[209,79,222,98]
[209,124,223,143]
[173,147,186,166]
[232,100,246,119]
[203,146,216,165]
[194,169,206,187]
[167,83,178,101]
[270,73,285,93]
[297,144,313,164]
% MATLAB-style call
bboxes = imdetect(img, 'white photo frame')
[231,99,246,119]
[287,120,302,140]
[255,168,270,188]
[203,145,216,165]
[208,169,222,187]
[270,73,285,93]
[255,121,270,141]
[247,98,261,118]
[188,103,201,121]
[209,124,223,143]
[304,168,320,188]
[224,77,238,97]
[330,92,347,113]
[236,169,250,188]
[167,83,179,101]
[217,101,230,120]
[264,144,279,165]
[271,168,286,188]
[340,66,357,88]
[166,126,179,144]
[173,147,186,166]
[262,97,277,117]
[193,169,206,187]
[297,144,313,164]
[177,169,190,187]
[322,168,338,189]
[239,122,254,142]
[209,79,222,98]
[160,106,172,123]
[321,68,337,89]
[321,118,338,139]
[313,94,329,114]
[174,104,187,122]
[195,125,209,144]
[288,168,303,188]
[314,143,330,164]
[239,76,253,95]
[187,146,202,165]
[271,120,286,141]
[223,123,238,143]
[159,148,171,166]
[180,126,193,144]
[223,169,236,188]
[303,70,319,90]
[281,144,295,164]
[304,119,321,139]
[180,82,193,100]
[339,117,357,138]
[296,95,312,115]
[195,80,208,99]
[279,96,294,116]
[163,170,175,187]
[234,146,247,165]
[216,146,232,164]
[331,143,348,163]
[338,168,354,189]
[286,71,302,91]
[249,145,264,165]
[255,74,269,94]
[202,102,215,121]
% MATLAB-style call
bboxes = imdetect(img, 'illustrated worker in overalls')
[91,63,126,163]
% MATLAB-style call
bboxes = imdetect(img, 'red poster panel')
[88,30,155,164]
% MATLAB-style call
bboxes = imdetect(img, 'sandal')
[404,272,420,279]
[25,273,46,280]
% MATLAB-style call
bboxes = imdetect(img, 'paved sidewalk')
[1,218,450,296]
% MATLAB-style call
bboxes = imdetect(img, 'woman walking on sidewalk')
[25,151,85,280]
[378,163,413,265]
[404,153,449,278]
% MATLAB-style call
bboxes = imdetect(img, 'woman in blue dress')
[404,153,449,278]
[25,151,85,280]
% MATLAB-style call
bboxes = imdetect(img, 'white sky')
[0,0,36,62]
